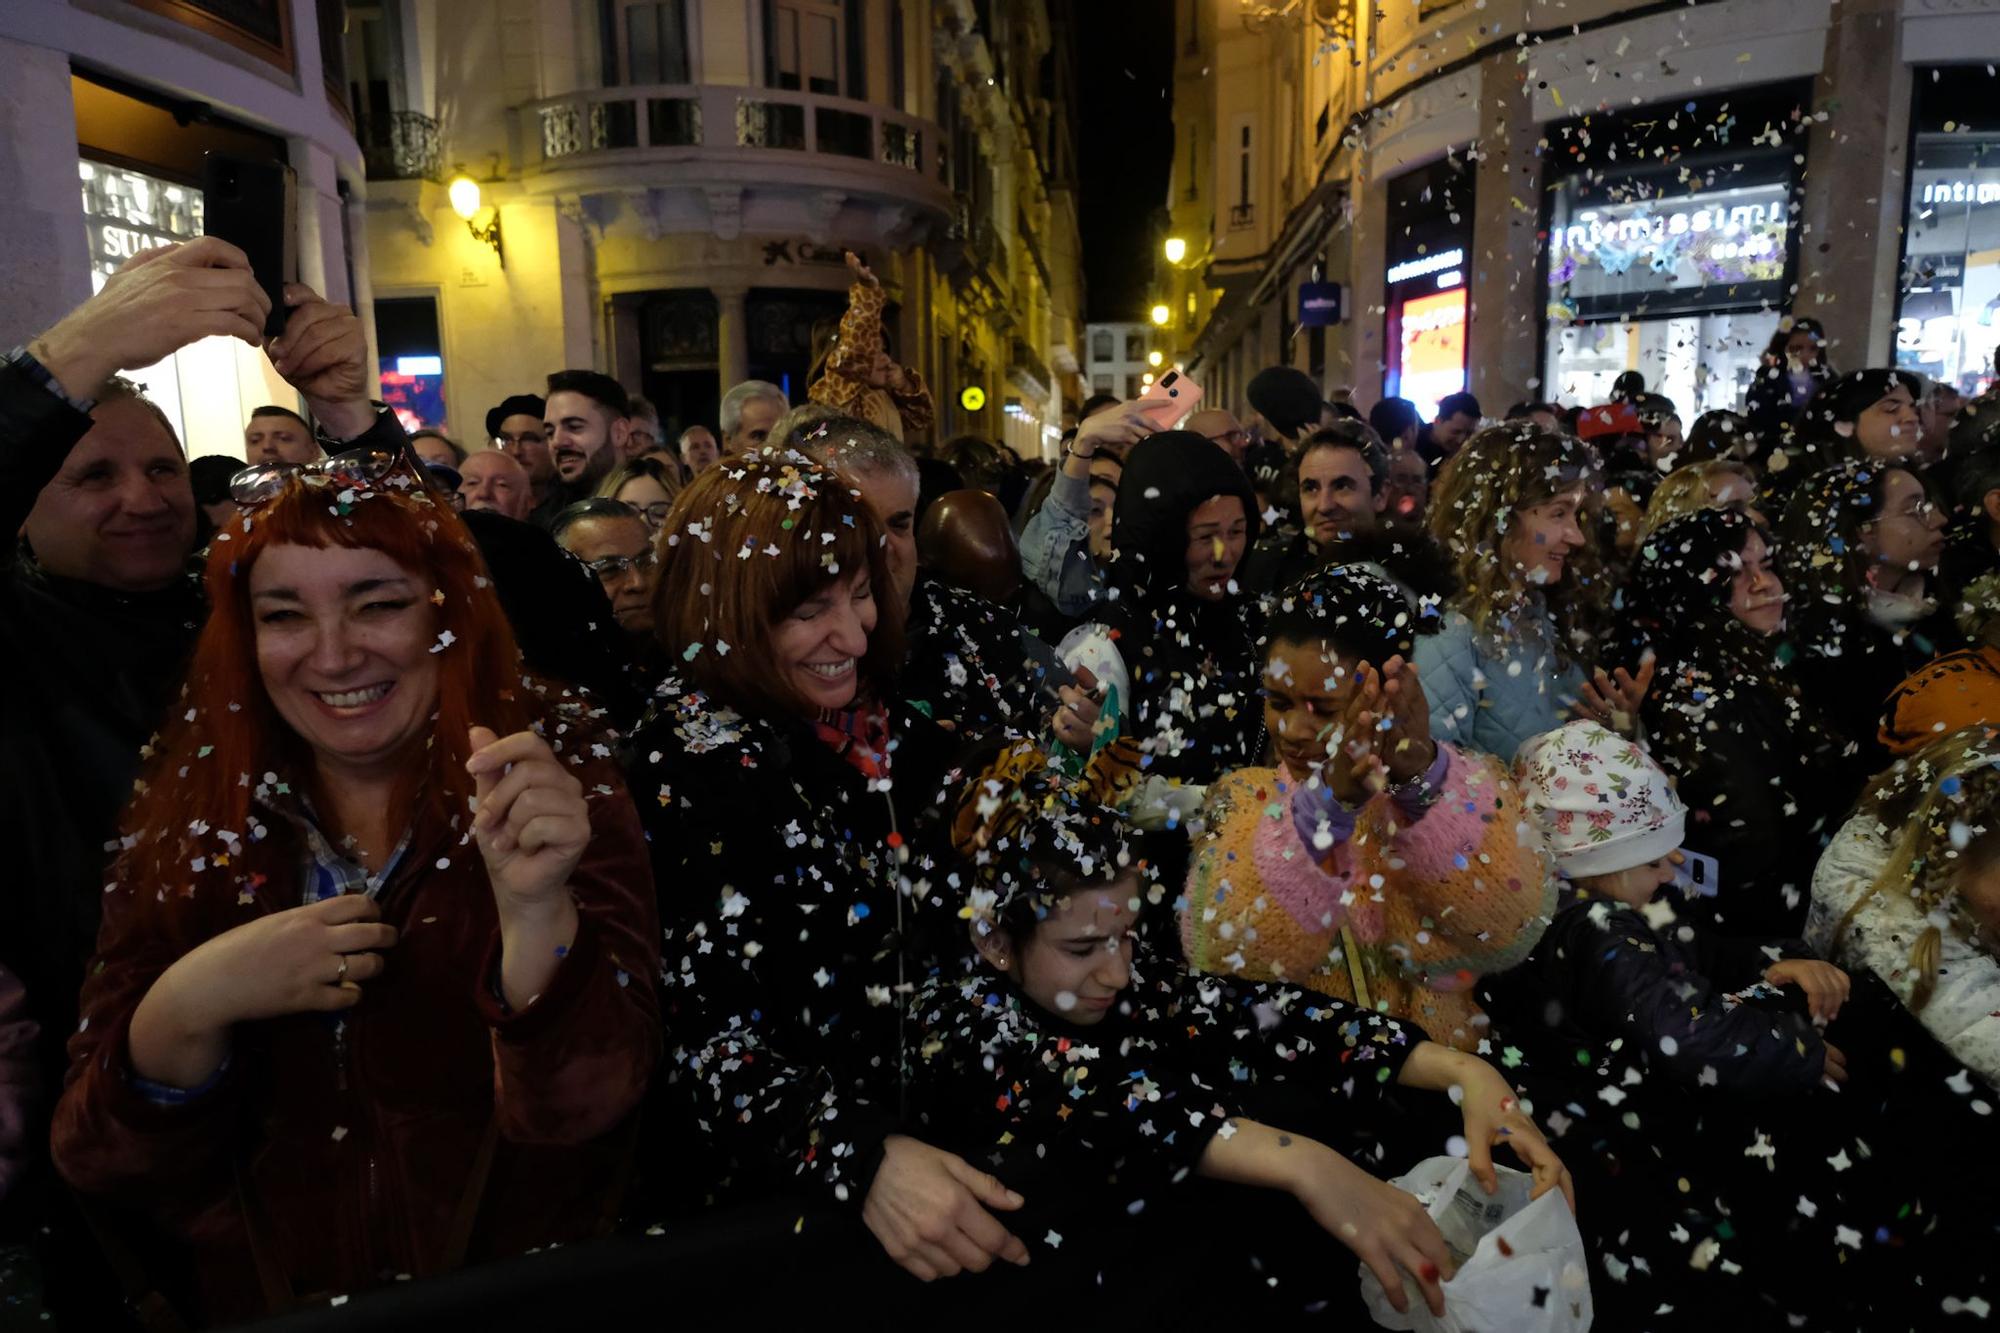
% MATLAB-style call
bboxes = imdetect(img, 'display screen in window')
[1387,287,1467,422]
[1546,175,1791,323]
[1897,145,2000,397]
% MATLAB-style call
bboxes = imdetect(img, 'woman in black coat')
[1633,508,1854,936]
[625,450,1107,1292]
[1775,458,1949,783]
[1086,431,1266,787]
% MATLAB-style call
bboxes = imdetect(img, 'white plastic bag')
[1359,1155,1592,1333]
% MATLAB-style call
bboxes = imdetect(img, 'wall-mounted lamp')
[1163,236,1187,264]
[1150,303,1171,326]
[448,173,504,265]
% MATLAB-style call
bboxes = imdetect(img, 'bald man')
[917,488,1022,606]
[459,448,533,520]
[1185,407,1250,466]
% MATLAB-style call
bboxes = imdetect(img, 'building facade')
[1085,320,1160,402]
[356,0,1085,459]
[0,0,370,458]
[1164,0,2000,428]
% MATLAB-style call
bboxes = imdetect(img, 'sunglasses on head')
[229,444,436,509]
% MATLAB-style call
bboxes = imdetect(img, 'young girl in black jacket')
[908,738,1572,1317]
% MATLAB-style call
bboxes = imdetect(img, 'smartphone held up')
[200,153,298,338]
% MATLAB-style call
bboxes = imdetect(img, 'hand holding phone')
[200,154,297,337]
[1133,369,1204,432]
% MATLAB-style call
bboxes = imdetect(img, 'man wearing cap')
[487,393,557,526]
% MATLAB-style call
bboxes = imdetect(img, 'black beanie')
[1247,366,1325,441]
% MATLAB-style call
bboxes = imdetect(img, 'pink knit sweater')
[1180,746,1557,1049]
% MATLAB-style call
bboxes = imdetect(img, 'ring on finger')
[334,955,350,985]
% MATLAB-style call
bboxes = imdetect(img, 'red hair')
[117,479,535,897]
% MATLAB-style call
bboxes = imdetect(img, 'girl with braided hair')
[1809,728,2000,1090]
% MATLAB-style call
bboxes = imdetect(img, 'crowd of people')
[3,234,1999,1330]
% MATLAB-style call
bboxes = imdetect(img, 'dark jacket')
[906,938,1417,1251]
[50,758,660,1326]
[626,678,968,1208]
[1643,651,1857,938]
[0,363,208,1096]
[1239,528,1324,597]
[901,573,1059,735]
[1484,886,1828,1097]
[0,966,34,1216]
[1098,433,1267,787]
[458,509,644,722]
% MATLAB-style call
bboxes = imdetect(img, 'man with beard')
[541,369,629,521]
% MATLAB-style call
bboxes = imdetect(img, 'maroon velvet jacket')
[50,759,660,1324]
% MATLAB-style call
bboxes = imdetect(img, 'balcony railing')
[361,110,442,183]
[521,84,938,180]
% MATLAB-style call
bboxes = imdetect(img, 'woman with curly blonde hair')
[1413,424,1631,760]
[1807,727,2000,1089]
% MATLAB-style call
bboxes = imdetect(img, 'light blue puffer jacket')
[1414,607,1586,763]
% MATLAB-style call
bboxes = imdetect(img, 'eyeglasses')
[633,501,672,529]
[229,444,428,508]
[496,430,547,449]
[580,548,657,583]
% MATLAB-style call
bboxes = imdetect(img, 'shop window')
[375,296,448,431]
[1897,66,2000,396]
[77,156,298,458]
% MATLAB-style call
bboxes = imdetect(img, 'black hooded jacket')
[1632,510,1856,936]
[1095,432,1266,786]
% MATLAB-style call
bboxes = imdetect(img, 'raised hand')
[32,237,271,397]
[862,1134,1030,1281]
[1051,663,1104,751]
[1366,655,1438,785]
[1574,654,1656,735]
[268,283,374,440]
[467,725,589,912]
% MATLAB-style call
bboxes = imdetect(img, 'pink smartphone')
[1134,368,1204,431]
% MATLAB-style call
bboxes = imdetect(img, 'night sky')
[1073,0,1177,323]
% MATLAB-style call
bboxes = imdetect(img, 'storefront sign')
[1547,177,1792,322]
[79,160,202,287]
[1385,248,1464,287]
[1919,179,2000,207]
[1298,282,1344,326]
[1387,287,1466,423]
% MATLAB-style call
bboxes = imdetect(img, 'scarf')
[812,700,893,784]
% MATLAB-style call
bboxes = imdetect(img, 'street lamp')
[1147,350,1164,367]
[448,172,504,265]
[1141,372,1155,386]
[1163,236,1187,264]
[1150,303,1171,326]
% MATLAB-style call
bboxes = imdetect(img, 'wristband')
[7,343,98,414]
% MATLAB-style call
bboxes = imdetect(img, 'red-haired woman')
[50,449,660,1325]
[631,449,1098,1286]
